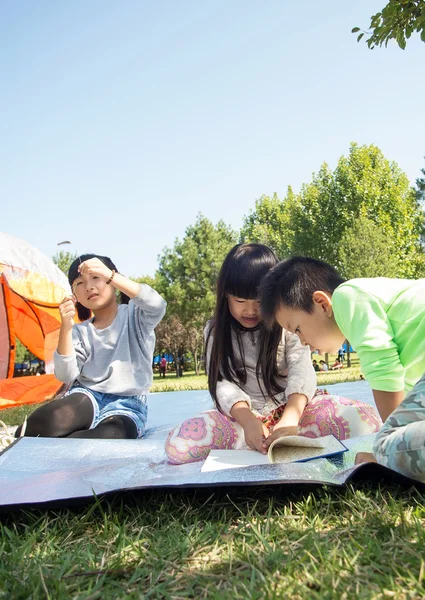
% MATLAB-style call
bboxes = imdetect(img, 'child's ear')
[312,291,333,316]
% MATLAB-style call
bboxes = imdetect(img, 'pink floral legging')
[165,392,382,465]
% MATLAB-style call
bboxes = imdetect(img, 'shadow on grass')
[1,484,425,598]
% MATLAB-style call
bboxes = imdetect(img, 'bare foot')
[355,451,377,465]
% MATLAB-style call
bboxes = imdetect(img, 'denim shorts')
[66,386,148,438]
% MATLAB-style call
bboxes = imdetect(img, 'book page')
[269,435,326,450]
[201,450,269,472]
[268,435,347,464]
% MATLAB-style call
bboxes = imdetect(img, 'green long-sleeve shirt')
[332,278,425,394]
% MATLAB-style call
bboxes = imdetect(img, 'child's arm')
[373,389,404,422]
[230,402,269,454]
[332,284,406,411]
[283,330,317,405]
[54,297,83,383]
[204,322,268,453]
[57,297,75,357]
[131,284,167,330]
[262,331,315,449]
[78,257,166,329]
[77,258,141,299]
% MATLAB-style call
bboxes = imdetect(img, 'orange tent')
[0,232,71,409]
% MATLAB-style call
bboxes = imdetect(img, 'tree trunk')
[170,347,179,377]
[194,348,199,375]
[325,352,329,367]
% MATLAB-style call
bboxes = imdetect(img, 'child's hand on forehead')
[78,258,113,281]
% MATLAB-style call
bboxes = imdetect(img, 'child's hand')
[243,420,269,454]
[59,296,76,330]
[78,258,113,282]
[262,425,298,450]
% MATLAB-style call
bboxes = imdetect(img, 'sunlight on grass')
[1,488,425,598]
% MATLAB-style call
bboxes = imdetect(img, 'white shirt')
[205,321,316,417]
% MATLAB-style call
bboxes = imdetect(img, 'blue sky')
[1,0,424,277]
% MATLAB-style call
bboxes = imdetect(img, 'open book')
[201,435,348,473]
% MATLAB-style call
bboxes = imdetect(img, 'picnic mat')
[0,382,420,509]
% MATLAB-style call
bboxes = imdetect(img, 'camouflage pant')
[373,373,425,482]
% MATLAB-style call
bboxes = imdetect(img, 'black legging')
[15,392,138,439]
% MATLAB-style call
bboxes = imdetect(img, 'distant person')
[312,359,320,372]
[337,346,345,364]
[178,356,184,377]
[159,355,167,378]
[319,360,329,372]
[15,254,166,440]
[331,359,343,370]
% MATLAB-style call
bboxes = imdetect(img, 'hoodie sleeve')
[131,284,167,331]
[53,327,88,383]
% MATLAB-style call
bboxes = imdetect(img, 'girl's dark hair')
[260,256,345,328]
[206,243,286,412]
[68,253,130,321]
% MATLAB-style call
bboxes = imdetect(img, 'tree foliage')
[416,157,425,203]
[52,250,77,276]
[240,191,296,259]
[242,143,425,278]
[339,215,400,279]
[352,0,425,49]
[154,314,188,376]
[157,214,238,373]
[291,143,425,277]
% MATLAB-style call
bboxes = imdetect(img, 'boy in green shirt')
[259,256,425,422]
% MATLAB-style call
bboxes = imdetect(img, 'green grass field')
[1,356,424,598]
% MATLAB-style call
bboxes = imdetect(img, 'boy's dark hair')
[206,243,287,412]
[68,253,130,321]
[259,256,345,327]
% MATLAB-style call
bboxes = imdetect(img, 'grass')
[150,353,362,393]
[1,486,425,598]
[2,354,422,599]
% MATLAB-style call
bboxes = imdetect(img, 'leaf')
[357,33,365,42]
[397,35,407,49]
[351,27,361,33]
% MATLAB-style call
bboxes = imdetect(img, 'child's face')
[72,272,116,311]
[274,293,345,354]
[227,295,261,328]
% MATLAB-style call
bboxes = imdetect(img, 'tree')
[241,144,425,278]
[289,143,425,278]
[416,157,425,203]
[14,340,39,374]
[240,191,297,259]
[339,215,400,279]
[157,214,238,374]
[155,314,188,377]
[352,0,425,49]
[53,250,77,275]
